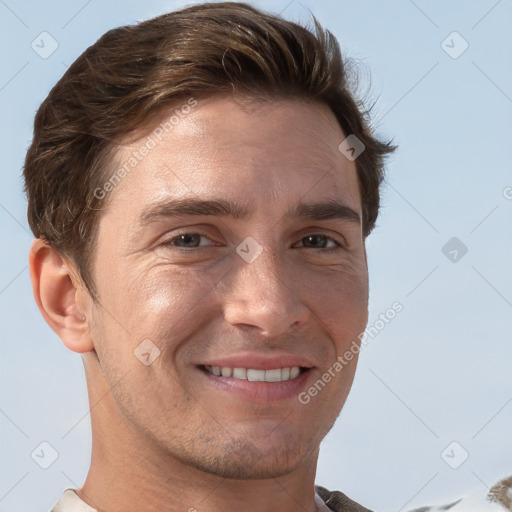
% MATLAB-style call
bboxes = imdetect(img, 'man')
[24,2,509,512]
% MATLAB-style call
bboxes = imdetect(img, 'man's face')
[86,96,369,478]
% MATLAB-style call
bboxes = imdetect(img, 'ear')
[29,239,94,353]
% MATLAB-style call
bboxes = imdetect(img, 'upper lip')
[199,352,315,370]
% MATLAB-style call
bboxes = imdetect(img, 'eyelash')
[162,232,345,251]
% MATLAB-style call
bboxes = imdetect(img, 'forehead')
[104,95,361,220]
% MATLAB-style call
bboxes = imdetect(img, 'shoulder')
[49,489,97,512]
[315,475,512,512]
[407,475,512,512]
[315,485,374,512]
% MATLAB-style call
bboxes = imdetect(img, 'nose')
[222,248,311,337]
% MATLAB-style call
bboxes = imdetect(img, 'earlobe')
[29,239,94,353]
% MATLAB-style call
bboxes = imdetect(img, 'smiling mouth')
[200,365,308,382]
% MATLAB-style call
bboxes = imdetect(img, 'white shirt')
[50,489,333,512]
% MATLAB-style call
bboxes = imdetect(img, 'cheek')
[301,263,368,347]
[91,260,218,366]
[89,265,218,405]
[122,263,223,345]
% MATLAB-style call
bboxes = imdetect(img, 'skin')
[29,95,369,512]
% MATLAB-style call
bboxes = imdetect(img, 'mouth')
[200,365,308,382]
[197,364,313,402]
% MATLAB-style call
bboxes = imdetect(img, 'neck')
[78,355,320,512]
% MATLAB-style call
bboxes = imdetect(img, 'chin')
[178,436,311,480]
[194,454,306,480]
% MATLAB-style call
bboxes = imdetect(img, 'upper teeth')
[204,366,301,382]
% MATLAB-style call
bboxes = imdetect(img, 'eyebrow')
[139,197,361,225]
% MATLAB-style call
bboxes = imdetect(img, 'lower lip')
[197,366,313,403]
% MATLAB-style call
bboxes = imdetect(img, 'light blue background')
[1,1,511,511]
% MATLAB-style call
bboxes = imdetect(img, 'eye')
[295,234,343,250]
[163,232,216,249]
[161,232,344,251]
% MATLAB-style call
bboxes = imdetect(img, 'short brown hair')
[23,1,395,298]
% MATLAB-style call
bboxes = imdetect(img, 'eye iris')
[304,235,327,248]
[176,234,200,247]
